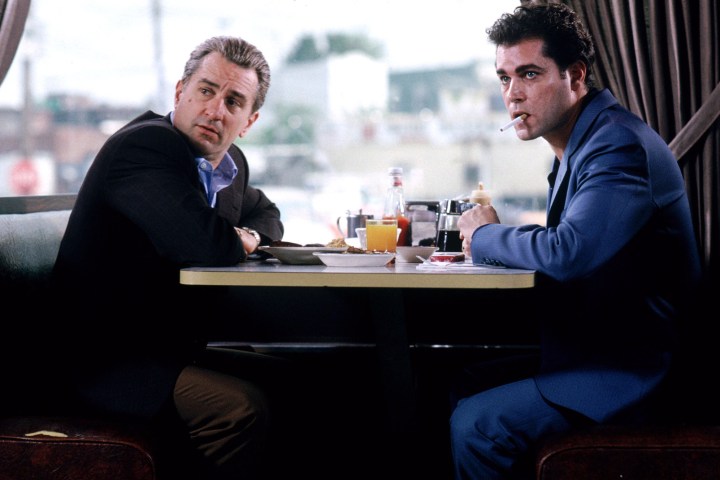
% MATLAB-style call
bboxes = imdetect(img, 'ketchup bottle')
[383,167,411,246]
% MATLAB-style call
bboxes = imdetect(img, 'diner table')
[180,258,536,439]
[180,259,535,289]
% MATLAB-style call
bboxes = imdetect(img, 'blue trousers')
[449,378,587,480]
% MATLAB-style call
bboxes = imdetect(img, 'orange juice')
[366,219,398,252]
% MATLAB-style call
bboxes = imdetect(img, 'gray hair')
[181,36,271,112]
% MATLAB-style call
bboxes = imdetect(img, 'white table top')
[180,259,535,289]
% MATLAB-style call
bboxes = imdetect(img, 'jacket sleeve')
[470,123,655,281]
[217,144,284,244]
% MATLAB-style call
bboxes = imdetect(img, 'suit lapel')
[545,89,617,228]
[547,159,570,228]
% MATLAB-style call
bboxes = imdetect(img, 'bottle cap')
[470,182,492,205]
[388,167,403,176]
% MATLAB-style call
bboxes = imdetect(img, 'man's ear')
[568,61,587,90]
[238,111,260,138]
[173,80,184,107]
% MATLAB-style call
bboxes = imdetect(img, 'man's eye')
[525,72,537,79]
[499,76,510,84]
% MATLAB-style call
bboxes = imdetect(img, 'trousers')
[450,378,580,480]
[158,347,293,480]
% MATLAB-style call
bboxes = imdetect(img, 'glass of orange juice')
[366,218,398,252]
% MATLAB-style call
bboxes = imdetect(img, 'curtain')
[539,0,720,286]
[0,0,31,88]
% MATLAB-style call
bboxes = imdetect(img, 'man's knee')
[225,379,271,434]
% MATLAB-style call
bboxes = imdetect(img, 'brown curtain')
[0,0,31,88]
[523,0,720,285]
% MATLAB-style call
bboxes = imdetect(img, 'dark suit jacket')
[49,111,283,418]
[469,89,702,422]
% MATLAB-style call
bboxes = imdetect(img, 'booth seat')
[0,195,159,480]
[535,279,720,480]
[536,424,720,480]
[0,416,157,480]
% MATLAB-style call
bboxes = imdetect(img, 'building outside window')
[0,0,547,243]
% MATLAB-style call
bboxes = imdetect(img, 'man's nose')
[205,97,226,118]
[506,79,524,103]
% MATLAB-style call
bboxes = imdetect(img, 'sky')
[0,0,519,109]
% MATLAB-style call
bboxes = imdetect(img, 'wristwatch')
[240,227,261,246]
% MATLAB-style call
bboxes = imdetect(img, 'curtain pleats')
[564,0,719,284]
[0,0,31,89]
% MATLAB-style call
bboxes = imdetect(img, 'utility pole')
[21,55,33,161]
[150,0,166,112]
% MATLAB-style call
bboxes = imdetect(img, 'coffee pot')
[435,199,466,252]
[336,210,373,238]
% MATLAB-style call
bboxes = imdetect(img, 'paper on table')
[415,261,506,271]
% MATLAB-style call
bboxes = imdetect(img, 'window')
[0,0,548,242]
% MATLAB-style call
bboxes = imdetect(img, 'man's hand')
[234,227,260,254]
[457,205,501,254]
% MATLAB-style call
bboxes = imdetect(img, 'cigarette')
[499,114,528,132]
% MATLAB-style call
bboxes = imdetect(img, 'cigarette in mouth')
[499,114,528,132]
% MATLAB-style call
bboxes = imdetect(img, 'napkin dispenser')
[406,201,440,246]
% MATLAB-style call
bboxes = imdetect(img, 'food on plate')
[270,240,302,247]
[325,238,367,254]
[326,238,386,255]
[269,240,332,248]
[326,238,348,248]
[267,238,379,255]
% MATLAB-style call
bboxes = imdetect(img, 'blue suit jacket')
[470,89,701,422]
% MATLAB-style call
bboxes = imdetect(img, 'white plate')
[313,252,395,267]
[395,246,438,263]
[258,246,347,265]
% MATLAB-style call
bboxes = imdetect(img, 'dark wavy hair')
[486,3,596,88]
[181,36,271,113]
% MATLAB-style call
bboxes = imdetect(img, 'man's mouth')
[197,124,220,138]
